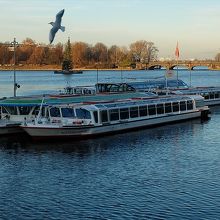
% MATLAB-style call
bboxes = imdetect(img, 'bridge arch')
[148,65,162,70]
[169,65,189,70]
[190,65,209,70]
[148,65,167,70]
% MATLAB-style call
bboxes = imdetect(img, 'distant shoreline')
[0,65,219,71]
[0,65,135,71]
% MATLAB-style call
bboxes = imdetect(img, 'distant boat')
[54,69,83,74]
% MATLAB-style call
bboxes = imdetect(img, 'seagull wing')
[55,9,65,25]
[49,26,58,44]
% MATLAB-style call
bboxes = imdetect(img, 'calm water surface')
[0,70,220,219]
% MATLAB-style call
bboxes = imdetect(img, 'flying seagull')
[49,9,65,44]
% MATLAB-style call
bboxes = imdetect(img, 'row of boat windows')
[96,84,135,93]
[1,100,194,121]
[1,106,92,120]
[100,100,194,122]
[49,107,91,119]
[201,92,220,100]
[2,106,39,115]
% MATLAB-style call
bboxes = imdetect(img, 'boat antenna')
[36,95,45,123]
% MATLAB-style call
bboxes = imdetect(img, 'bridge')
[141,60,220,70]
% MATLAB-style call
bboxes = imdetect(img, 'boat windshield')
[75,108,91,119]
[61,108,76,118]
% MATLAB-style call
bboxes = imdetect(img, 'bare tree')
[130,40,158,68]
[72,42,90,68]
[92,42,108,67]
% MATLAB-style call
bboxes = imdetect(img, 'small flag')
[175,42,179,58]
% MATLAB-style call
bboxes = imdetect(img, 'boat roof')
[91,95,197,110]
[127,79,189,90]
[171,87,220,94]
[95,79,189,93]
[0,92,157,107]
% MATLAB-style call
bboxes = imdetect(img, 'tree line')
[0,38,158,69]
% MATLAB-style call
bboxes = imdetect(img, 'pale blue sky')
[1,0,220,59]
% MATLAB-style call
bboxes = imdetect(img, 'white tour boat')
[95,80,220,106]
[0,92,157,135]
[21,94,210,140]
[168,87,220,106]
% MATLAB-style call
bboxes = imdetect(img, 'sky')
[1,0,220,60]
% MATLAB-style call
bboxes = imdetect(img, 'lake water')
[0,70,220,219]
[0,69,220,97]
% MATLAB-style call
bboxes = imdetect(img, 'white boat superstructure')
[21,95,210,140]
[95,81,220,106]
[0,92,156,135]
[0,103,41,135]
[169,87,220,106]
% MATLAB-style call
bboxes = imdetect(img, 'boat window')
[101,110,108,123]
[139,105,148,117]
[41,107,48,117]
[156,103,164,115]
[18,106,32,115]
[50,107,61,117]
[61,108,75,118]
[130,107,139,118]
[172,102,180,112]
[215,92,219,99]
[195,99,204,108]
[32,106,40,116]
[203,93,209,100]
[165,103,172,113]
[110,85,119,92]
[4,106,18,115]
[187,100,193,110]
[93,111,98,123]
[148,105,156,116]
[210,93,214,99]
[180,101,187,111]
[76,108,91,119]
[120,108,129,120]
[65,87,73,94]
[110,109,119,121]
[2,107,8,114]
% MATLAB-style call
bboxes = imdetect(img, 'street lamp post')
[11,38,19,97]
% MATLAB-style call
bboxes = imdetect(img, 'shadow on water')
[0,116,211,156]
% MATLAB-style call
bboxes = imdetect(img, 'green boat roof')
[0,92,156,107]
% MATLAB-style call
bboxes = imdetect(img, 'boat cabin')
[61,86,96,95]
[0,105,41,122]
[36,95,205,126]
[95,79,188,94]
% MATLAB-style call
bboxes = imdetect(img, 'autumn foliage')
[0,38,158,69]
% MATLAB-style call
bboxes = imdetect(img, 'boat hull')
[0,124,23,135]
[21,109,208,140]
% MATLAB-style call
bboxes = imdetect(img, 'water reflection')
[0,117,211,155]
